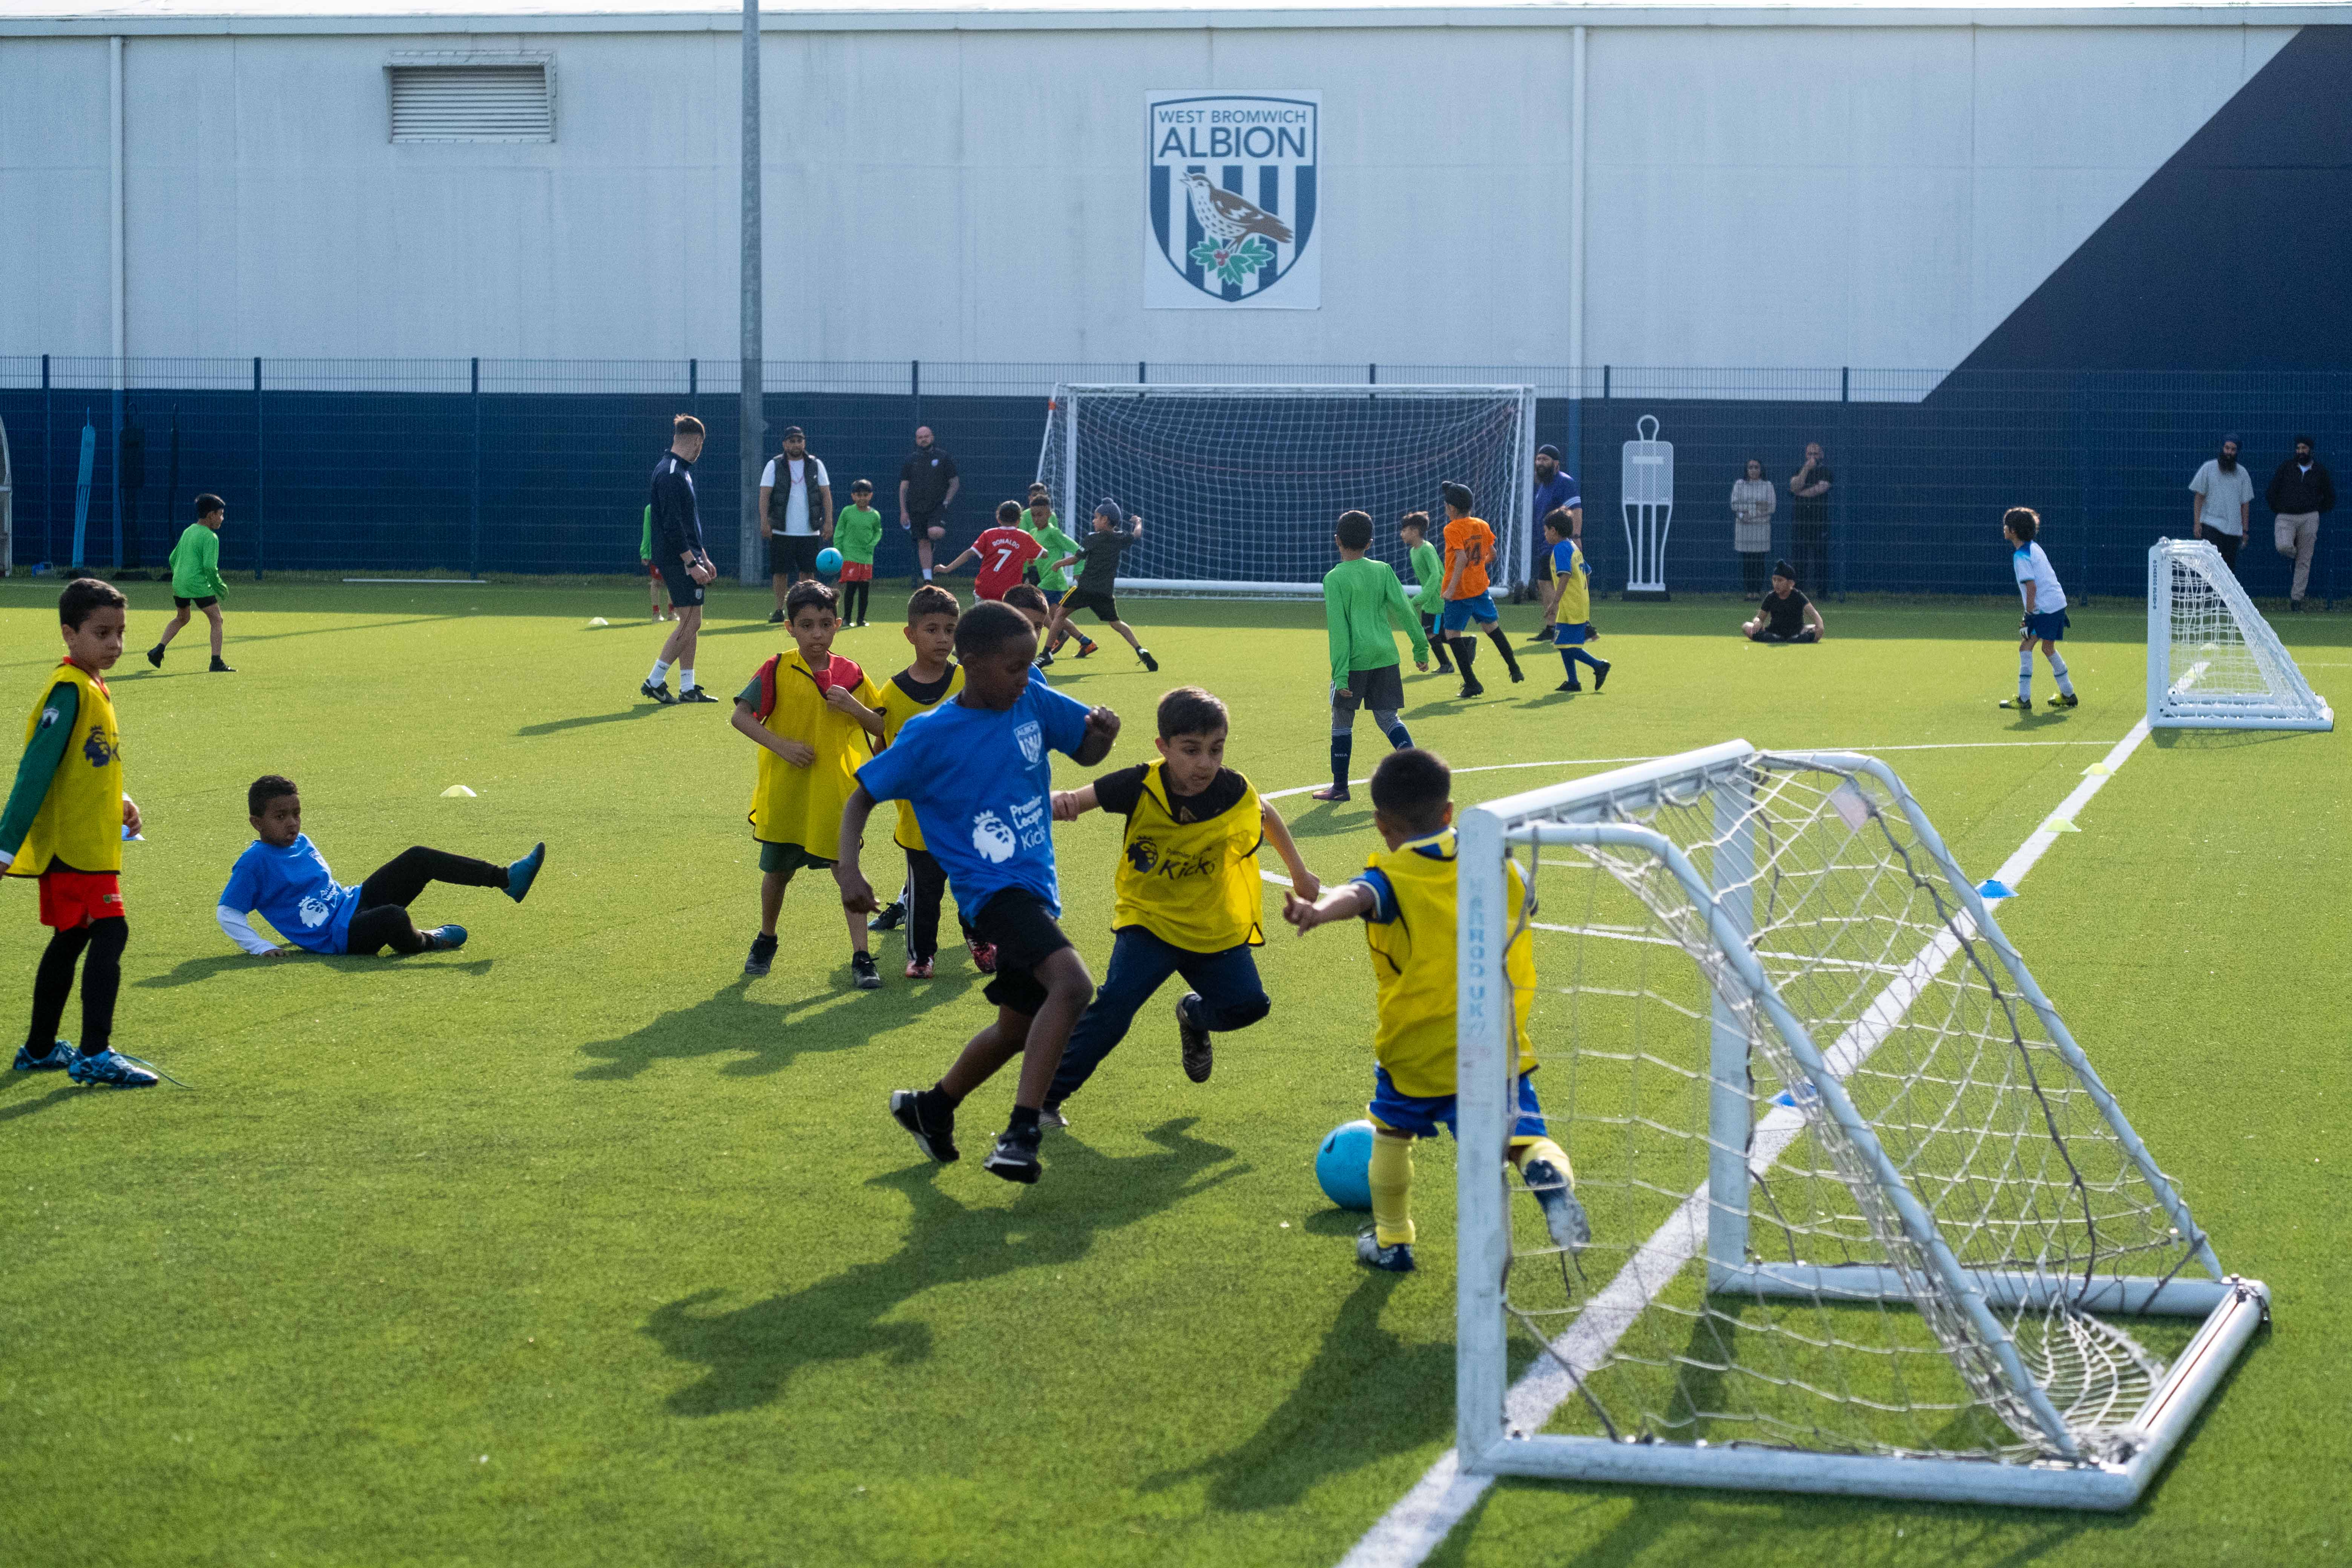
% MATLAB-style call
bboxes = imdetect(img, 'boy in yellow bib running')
[1040,686,1318,1124]
[3,578,160,1088]
[1283,747,1586,1272]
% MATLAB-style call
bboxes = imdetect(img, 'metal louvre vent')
[388,61,553,143]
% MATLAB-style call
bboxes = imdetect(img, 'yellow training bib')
[10,661,123,877]
[1362,828,1534,1097]
[1111,763,1266,951]
[748,651,883,858]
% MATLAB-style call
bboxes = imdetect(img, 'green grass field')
[0,581,2344,1567]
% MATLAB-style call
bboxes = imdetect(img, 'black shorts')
[769,533,821,576]
[908,508,948,543]
[1060,587,1120,623]
[970,887,1074,1016]
[1333,664,1405,712]
[658,558,706,607]
[173,595,218,611]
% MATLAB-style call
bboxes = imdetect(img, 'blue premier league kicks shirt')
[220,833,358,954]
[857,680,1094,923]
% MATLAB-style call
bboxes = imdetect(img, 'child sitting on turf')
[1283,747,1587,1273]
[837,601,1121,1184]
[147,492,234,672]
[834,480,884,627]
[220,775,543,958]
[1540,509,1611,693]
[2001,507,2079,714]
[1741,561,1826,644]
[867,584,994,979]
[1397,511,1453,675]
[1314,509,1430,802]
[1044,500,1157,672]
[1042,686,1319,1125]
[5,578,159,1086]
[734,580,890,989]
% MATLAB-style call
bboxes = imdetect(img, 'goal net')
[1034,385,1537,595]
[1453,742,2265,1509]
[2147,539,2333,731]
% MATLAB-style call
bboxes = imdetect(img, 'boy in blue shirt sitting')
[836,601,1121,1184]
[218,775,545,957]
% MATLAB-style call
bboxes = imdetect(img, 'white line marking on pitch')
[1333,718,2155,1568]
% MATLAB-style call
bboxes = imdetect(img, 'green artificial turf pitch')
[0,582,2344,1567]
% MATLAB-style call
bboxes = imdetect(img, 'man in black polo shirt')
[642,413,720,704]
[898,425,960,583]
[1788,442,1833,595]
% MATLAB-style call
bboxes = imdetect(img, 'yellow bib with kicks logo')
[1111,763,1265,951]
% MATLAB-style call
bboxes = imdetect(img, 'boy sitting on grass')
[219,775,543,958]
[734,580,888,990]
[147,492,234,672]
[1041,686,1318,1126]
[5,578,159,1086]
[1740,561,1826,644]
[1283,747,1586,1273]
[838,601,1121,1184]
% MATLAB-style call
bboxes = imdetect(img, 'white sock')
[2048,652,2074,697]
[681,667,696,691]
[2017,649,2033,700]
[922,568,933,581]
[649,659,672,686]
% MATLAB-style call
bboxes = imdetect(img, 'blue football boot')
[427,924,469,951]
[67,1049,160,1088]
[13,1037,74,1072]
[1356,1229,1416,1273]
[505,842,546,903]
[1520,1158,1591,1254]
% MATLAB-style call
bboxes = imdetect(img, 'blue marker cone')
[1977,879,2016,902]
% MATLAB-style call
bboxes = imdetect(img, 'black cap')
[1536,444,1562,461]
[1440,481,1474,511]
[780,425,805,439]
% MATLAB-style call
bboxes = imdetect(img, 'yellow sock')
[1369,1129,1415,1247]
[1512,1135,1574,1189]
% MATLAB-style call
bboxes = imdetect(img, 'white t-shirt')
[2188,460,2253,536]
[2013,541,2067,614]
[759,455,831,535]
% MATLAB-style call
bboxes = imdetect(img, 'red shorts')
[840,562,873,583]
[646,559,663,581]
[39,869,123,929]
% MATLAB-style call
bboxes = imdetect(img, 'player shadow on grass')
[134,953,496,988]
[574,969,986,1080]
[0,1085,79,1123]
[514,706,673,737]
[1142,1269,1450,1511]
[643,1117,1245,1415]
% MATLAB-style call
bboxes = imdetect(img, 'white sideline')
[1333,719,2156,1568]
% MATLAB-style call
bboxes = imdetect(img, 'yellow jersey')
[743,650,884,856]
[1358,827,1535,1097]
[1549,538,1591,624]
[875,664,965,852]
[1106,761,1266,951]
[8,661,124,878]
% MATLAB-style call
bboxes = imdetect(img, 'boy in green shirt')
[1397,512,1454,675]
[1021,487,1098,661]
[146,493,233,672]
[833,479,885,626]
[1312,510,1430,802]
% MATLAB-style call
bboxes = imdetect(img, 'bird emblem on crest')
[1179,172,1290,287]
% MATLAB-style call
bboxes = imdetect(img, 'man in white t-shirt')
[758,425,834,621]
[2187,435,2254,572]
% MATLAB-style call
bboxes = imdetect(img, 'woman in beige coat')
[1731,458,1776,599]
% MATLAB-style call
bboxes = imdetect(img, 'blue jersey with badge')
[857,681,1094,922]
[220,833,357,954]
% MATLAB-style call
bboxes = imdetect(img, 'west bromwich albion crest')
[1146,91,1321,311]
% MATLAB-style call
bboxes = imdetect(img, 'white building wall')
[0,15,2298,371]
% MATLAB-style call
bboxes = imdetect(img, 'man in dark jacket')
[2266,434,2335,609]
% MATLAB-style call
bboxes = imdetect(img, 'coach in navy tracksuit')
[1528,442,1582,638]
[642,413,719,704]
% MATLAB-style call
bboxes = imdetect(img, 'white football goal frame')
[2147,538,2333,732]
[1453,741,2267,1510]
[1035,384,1539,596]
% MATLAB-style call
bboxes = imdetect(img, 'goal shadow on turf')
[641,1116,1244,1415]
[574,970,988,1080]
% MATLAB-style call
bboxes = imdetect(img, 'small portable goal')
[1452,742,2266,1509]
[2147,539,2332,731]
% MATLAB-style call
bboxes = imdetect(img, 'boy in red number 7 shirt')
[942,500,1046,602]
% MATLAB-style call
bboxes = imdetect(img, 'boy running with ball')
[4,579,158,1086]
[1283,748,1586,1272]
[1313,510,1429,802]
[838,601,1121,1183]
[1042,686,1318,1123]
[1436,481,1524,697]
[2001,507,2079,713]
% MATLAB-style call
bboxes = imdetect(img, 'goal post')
[1454,742,2266,1510]
[1036,384,1538,595]
[2147,539,2332,731]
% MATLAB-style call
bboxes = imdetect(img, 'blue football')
[816,547,844,575]
[1315,1118,1376,1211]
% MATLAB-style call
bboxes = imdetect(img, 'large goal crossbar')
[1454,741,2267,1510]
[1037,383,1539,595]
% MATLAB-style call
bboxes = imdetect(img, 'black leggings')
[841,579,871,623]
[904,847,974,963]
[1740,553,1769,596]
[28,916,127,1056]
[344,846,505,956]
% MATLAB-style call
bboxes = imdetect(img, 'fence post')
[911,358,921,433]
[1369,362,1378,385]
[110,384,123,571]
[470,356,482,578]
[253,356,265,581]
[1836,366,1849,600]
[2073,374,2092,607]
[41,354,51,568]
[689,357,698,398]
[1138,359,1146,384]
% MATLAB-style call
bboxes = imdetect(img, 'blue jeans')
[1048,926,1271,1106]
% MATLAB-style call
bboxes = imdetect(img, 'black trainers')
[743,932,778,976]
[677,685,719,704]
[641,680,675,706]
[1038,1103,1070,1131]
[1458,678,1486,700]
[1554,680,1583,694]
[850,951,882,990]
[1527,626,1555,643]
[1177,993,1213,1084]
[1356,1229,1416,1272]
[984,1129,1043,1184]
[209,657,235,674]
[890,1089,959,1164]
[870,899,908,933]
[1033,651,1056,669]
[1138,649,1158,673]
[1505,661,1525,684]
[2050,692,2079,709]
[767,608,787,624]
[1592,660,1612,692]
[146,645,164,669]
